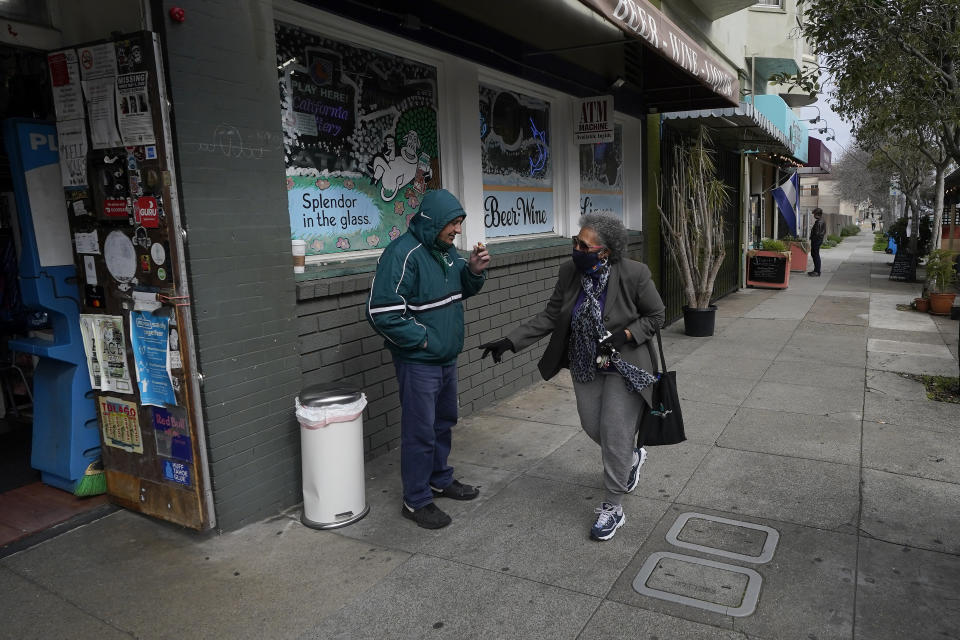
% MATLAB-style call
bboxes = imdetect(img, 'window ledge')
[295,232,645,301]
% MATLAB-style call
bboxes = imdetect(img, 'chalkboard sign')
[889,251,916,281]
[749,254,788,283]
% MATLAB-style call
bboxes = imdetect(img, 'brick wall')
[161,0,301,530]
[297,237,645,459]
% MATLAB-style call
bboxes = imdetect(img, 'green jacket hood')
[408,189,466,246]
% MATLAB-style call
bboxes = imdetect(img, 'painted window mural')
[579,123,623,220]
[479,84,553,238]
[276,23,441,255]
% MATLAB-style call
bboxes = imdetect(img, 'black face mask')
[572,249,605,274]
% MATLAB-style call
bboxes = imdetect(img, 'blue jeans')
[394,362,458,508]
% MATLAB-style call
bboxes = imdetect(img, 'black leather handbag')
[636,328,686,447]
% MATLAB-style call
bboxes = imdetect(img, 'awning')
[579,0,740,108]
[660,101,793,153]
[800,138,832,175]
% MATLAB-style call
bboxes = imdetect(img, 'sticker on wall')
[94,315,133,394]
[83,255,98,286]
[157,267,166,281]
[104,230,137,287]
[74,230,100,255]
[144,145,157,160]
[139,254,151,273]
[150,242,166,266]
[161,459,192,487]
[134,196,159,228]
[84,284,105,309]
[97,395,143,454]
[130,310,176,407]
[103,198,129,219]
[168,326,182,370]
[67,187,92,217]
[152,406,191,462]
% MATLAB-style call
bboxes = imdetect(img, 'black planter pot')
[683,305,717,337]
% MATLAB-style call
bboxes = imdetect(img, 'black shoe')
[401,502,451,529]
[430,479,480,501]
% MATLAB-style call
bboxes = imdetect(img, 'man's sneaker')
[590,502,625,541]
[626,447,647,493]
[401,502,451,529]
[430,479,479,501]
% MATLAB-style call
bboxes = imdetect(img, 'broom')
[74,458,107,497]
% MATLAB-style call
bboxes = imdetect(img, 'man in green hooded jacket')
[366,189,490,529]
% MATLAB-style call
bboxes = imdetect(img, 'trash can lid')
[299,383,363,407]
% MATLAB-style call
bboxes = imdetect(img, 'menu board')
[276,22,442,255]
[749,254,788,283]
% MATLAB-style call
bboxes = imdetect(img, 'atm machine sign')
[134,196,159,228]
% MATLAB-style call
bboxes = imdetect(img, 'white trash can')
[295,384,369,529]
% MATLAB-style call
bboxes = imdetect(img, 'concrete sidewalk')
[3,231,959,640]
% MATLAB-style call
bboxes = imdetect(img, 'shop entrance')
[2,25,214,550]
[0,42,113,551]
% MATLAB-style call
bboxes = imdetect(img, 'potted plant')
[746,238,792,289]
[924,249,957,315]
[658,126,732,337]
[783,235,809,272]
[914,296,931,312]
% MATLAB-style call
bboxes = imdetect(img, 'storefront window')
[479,84,553,238]
[579,123,623,220]
[276,23,441,255]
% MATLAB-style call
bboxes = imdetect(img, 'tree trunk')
[932,166,946,250]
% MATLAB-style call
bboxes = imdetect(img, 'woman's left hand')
[599,329,631,352]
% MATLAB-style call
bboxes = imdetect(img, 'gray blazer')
[507,259,666,406]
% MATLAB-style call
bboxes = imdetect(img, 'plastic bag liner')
[295,394,367,429]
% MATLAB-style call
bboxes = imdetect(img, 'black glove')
[480,337,514,363]
[598,329,630,354]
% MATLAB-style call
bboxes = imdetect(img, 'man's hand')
[479,337,513,363]
[469,243,490,275]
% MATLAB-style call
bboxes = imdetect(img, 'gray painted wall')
[161,0,301,530]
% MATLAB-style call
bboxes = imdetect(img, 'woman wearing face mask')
[479,214,665,541]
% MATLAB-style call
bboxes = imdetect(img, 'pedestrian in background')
[479,214,664,541]
[366,189,490,529]
[809,207,826,277]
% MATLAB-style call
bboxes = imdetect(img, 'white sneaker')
[590,502,625,541]
[626,447,647,493]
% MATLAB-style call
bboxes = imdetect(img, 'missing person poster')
[116,72,156,146]
[130,310,175,407]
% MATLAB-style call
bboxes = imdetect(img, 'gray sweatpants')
[573,374,646,506]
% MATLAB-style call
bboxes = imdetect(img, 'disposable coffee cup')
[292,239,306,273]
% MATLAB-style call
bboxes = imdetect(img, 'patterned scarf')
[568,264,658,393]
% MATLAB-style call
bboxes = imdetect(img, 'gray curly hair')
[579,213,628,263]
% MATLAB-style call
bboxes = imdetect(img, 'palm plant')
[658,127,732,309]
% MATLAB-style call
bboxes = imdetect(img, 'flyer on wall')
[97,396,143,454]
[82,77,123,149]
[78,314,102,390]
[129,310,175,407]
[94,315,133,394]
[47,49,84,121]
[57,118,89,187]
[116,72,156,146]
